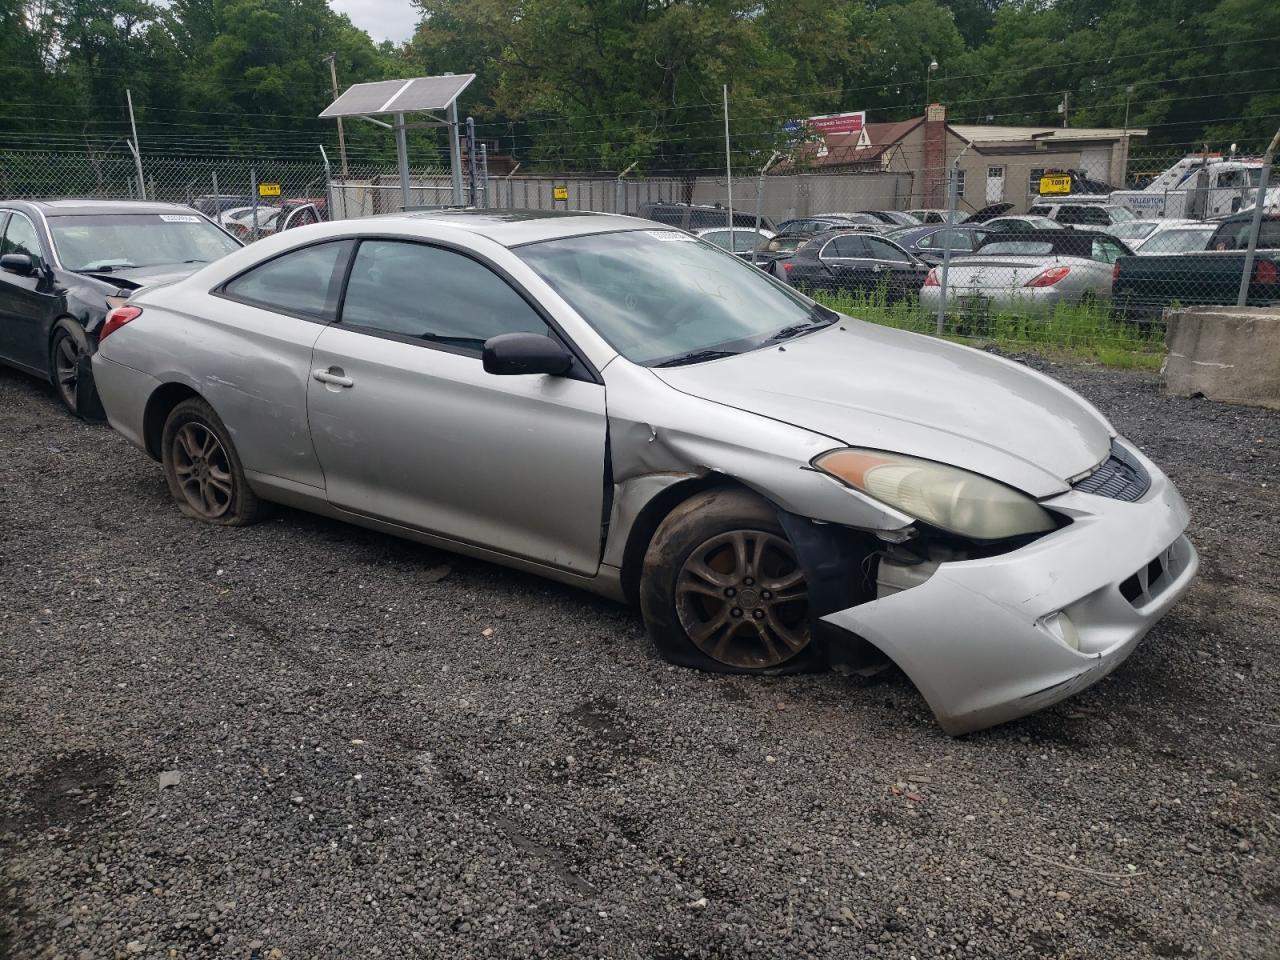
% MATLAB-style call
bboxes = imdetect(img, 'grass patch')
[813,288,1165,371]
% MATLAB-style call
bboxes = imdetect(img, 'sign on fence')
[1039,173,1072,195]
[258,182,282,197]
[553,185,569,201]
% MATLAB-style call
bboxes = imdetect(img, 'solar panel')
[319,74,476,118]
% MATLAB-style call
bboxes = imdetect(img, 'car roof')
[11,198,207,217]
[373,208,662,246]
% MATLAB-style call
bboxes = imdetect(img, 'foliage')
[5,0,1279,168]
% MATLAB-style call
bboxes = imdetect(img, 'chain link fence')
[2,147,1275,368]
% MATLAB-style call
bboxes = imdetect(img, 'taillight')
[1255,259,1278,285]
[782,261,794,272]
[1024,265,1071,288]
[922,268,939,287]
[1112,262,1121,282]
[99,305,142,342]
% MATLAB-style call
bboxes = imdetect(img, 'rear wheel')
[49,322,89,416]
[639,488,814,673]
[161,397,268,526]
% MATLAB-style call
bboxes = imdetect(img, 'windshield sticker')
[159,215,201,223]
[644,230,697,242]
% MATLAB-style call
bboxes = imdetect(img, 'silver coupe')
[90,211,1198,735]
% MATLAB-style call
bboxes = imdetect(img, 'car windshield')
[517,229,827,365]
[701,229,768,253]
[979,241,1055,256]
[1107,206,1137,222]
[764,236,806,253]
[49,214,241,271]
[1110,221,1159,240]
[1138,228,1216,254]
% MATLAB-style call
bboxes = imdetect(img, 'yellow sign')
[1039,173,1071,195]
[258,182,282,198]
[552,185,569,201]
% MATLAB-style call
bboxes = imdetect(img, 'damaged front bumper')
[823,447,1198,735]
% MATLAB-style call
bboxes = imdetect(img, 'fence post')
[936,163,961,336]
[250,167,259,242]
[754,152,780,266]
[1237,126,1280,307]
[212,170,219,205]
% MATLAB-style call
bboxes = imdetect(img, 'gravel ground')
[1,357,1277,960]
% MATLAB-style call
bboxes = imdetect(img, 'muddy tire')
[161,397,268,526]
[639,488,817,674]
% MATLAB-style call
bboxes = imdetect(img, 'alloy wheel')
[53,335,79,410]
[171,422,234,519]
[674,529,809,668]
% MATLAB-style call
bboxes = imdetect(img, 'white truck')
[1108,154,1276,219]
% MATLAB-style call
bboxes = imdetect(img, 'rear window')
[1211,218,1280,250]
[1028,205,1051,215]
[764,236,805,253]
[980,241,1054,256]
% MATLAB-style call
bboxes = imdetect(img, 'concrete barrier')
[1163,307,1280,410]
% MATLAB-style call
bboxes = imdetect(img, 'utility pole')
[322,53,349,177]
[126,89,146,200]
[1059,91,1070,128]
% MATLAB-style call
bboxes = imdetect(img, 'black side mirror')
[482,332,573,376]
[1,253,34,275]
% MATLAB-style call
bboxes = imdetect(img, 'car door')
[862,236,929,299]
[818,233,874,294]
[306,238,608,575]
[0,211,60,374]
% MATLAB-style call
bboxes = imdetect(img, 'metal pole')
[448,100,464,206]
[250,168,259,241]
[754,150,781,265]
[615,160,638,215]
[211,170,219,204]
[723,84,733,242]
[126,89,146,201]
[319,145,335,219]
[479,144,489,208]
[323,53,349,178]
[466,116,478,207]
[937,159,962,335]
[1237,126,1280,306]
[395,113,412,211]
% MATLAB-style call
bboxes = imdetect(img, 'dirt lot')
[1,358,1277,960]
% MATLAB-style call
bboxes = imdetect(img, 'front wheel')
[49,322,89,416]
[161,397,268,526]
[639,488,816,673]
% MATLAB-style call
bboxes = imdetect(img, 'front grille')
[1073,441,1151,502]
[1119,538,1186,607]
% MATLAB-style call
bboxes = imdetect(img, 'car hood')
[651,320,1114,498]
[79,263,204,292]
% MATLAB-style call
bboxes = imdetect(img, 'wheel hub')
[674,529,810,669]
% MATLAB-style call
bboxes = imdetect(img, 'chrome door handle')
[313,368,353,387]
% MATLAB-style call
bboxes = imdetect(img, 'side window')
[1028,205,1050,216]
[1081,207,1108,225]
[222,241,347,318]
[2,213,45,268]
[340,240,549,352]
[648,208,684,226]
[1258,220,1280,250]
[915,232,936,250]
[865,238,911,262]
[1091,238,1123,263]
[825,235,867,258]
[1029,168,1045,197]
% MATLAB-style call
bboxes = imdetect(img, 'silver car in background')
[91,211,1196,735]
[919,230,1132,316]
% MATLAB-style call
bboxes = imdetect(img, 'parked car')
[1132,224,1217,255]
[221,203,324,240]
[879,224,994,266]
[694,226,774,259]
[1113,211,1280,324]
[1029,202,1138,228]
[637,201,774,232]
[1105,218,1201,246]
[753,234,811,274]
[219,206,281,237]
[907,208,965,224]
[961,202,1015,224]
[191,195,253,218]
[0,199,241,415]
[919,230,1132,318]
[779,230,930,299]
[983,215,1065,233]
[776,216,875,236]
[818,210,921,228]
[89,210,1197,735]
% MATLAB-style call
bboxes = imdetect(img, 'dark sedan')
[778,230,930,300]
[0,199,241,415]
[882,224,994,266]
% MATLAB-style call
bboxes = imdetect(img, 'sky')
[331,0,420,44]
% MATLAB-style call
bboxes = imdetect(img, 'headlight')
[814,448,1055,540]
